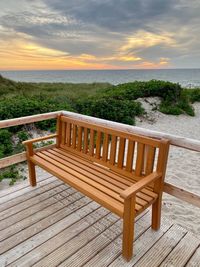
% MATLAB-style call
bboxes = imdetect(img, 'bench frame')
[23,115,170,261]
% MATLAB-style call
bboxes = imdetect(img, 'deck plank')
[133,224,188,267]
[82,211,151,267]
[0,180,65,223]
[0,192,87,254]
[0,171,199,267]
[33,213,119,267]
[10,207,110,267]
[58,220,122,267]
[160,232,200,266]
[0,201,99,266]
[186,246,200,267]
[0,168,51,198]
[0,176,58,211]
[0,187,75,242]
[0,184,69,231]
[108,218,172,267]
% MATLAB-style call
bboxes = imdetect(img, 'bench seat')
[31,147,158,218]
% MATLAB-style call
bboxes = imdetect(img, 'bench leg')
[27,160,36,186]
[122,197,135,261]
[152,193,162,230]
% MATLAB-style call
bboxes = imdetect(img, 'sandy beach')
[136,100,200,235]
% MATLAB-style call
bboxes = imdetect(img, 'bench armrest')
[22,134,58,145]
[120,172,162,199]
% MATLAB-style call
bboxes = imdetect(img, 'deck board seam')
[31,208,112,267]
[158,230,188,267]
[0,173,54,199]
[129,223,181,266]
[0,178,65,210]
[0,185,72,231]
[7,204,104,266]
[0,188,80,242]
[56,218,121,267]
[0,182,67,222]
[0,198,95,258]
[183,243,200,267]
[82,215,151,267]
[80,232,123,267]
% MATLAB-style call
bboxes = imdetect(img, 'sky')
[0,0,200,70]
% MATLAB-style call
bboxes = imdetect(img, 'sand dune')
[137,101,200,234]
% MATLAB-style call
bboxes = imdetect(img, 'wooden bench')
[23,115,170,261]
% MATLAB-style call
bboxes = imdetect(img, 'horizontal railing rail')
[0,111,200,208]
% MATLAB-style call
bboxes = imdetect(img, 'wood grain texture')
[0,171,199,267]
[110,135,117,165]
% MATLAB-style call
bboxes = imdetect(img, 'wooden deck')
[0,168,200,267]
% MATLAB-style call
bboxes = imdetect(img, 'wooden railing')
[0,111,200,208]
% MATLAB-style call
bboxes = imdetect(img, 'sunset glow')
[0,1,199,70]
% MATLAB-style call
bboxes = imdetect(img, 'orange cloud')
[134,58,170,69]
[0,31,169,70]
[120,31,176,52]
[0,40,120,70]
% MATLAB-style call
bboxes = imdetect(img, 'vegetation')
[0,165,26,185]
[0,74,199,185]
[185,88,200,103]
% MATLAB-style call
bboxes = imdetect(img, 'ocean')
[1,69,200,88]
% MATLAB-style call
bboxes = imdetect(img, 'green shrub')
[159,103,182,115]
[101,80,194,116]
[76,97,144,125]
[0,165,26,185]
[17,131,29,142]
[102,80,182,102]
[186,88,200,103]
[0,95,73,131]
[0,129,13,158]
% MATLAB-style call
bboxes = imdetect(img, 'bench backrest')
[56,115,169,181]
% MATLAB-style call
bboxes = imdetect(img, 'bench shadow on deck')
[0,168,200,267]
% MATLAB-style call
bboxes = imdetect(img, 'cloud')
[119,31,177,53]
[0,0,200,69]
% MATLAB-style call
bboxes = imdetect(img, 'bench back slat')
[117,137,126,168]
[110,135,117,165]
[72,124,77,149]
[96,131,102,159]
[145,146,156,175]
[83,128,88,153]
[135,143,145,176]
[125,140,135,172]
[102,133,109,162]
[66,122,71,146]
[77,126,83,151]
[58,116,169,181]
[89,129,95,156]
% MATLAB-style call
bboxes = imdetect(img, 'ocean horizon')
[1,68,200,88]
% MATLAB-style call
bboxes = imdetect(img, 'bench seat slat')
[40,151,149,207]
[36,152,126,204]
[48,150,128,190]
[32,149,158,216]
[54,148,158,200]
[31,154,124,217]
[48,150,156,204]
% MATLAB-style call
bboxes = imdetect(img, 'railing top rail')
[0,110,199,152]
[0,111,63,129]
